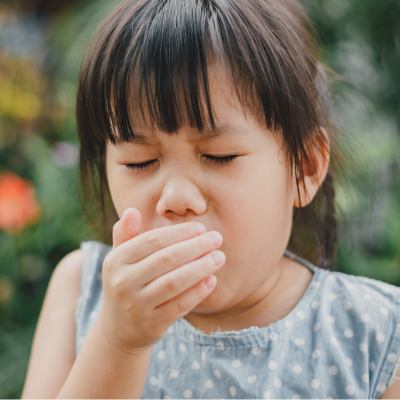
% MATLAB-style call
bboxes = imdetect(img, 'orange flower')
[0,172,41,234]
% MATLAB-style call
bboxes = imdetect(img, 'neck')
[183,256,314,335]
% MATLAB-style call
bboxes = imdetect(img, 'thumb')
[112,208,142,249]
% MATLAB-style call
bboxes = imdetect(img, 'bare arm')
[57,319,152,399]
[21,249,83,399]
[21,248,152,399]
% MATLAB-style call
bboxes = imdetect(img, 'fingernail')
[210,251,225,266]
[208,232,222,247]
[205,275,216,289]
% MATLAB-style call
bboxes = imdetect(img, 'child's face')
[106,68,296,313]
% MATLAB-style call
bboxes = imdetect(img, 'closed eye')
[202,155,238,165]
[125,155,238,171]
[125,159,158,171]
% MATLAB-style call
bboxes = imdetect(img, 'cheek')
[106,162,160,232]
[217,157,294,264]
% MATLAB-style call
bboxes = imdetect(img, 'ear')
[293,128,330,208]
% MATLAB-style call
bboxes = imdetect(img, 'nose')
[156,176,207,218]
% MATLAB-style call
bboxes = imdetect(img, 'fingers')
[154,276,217,324]
[113,222,207,264]
[133,231,223,285]
[112,208,142,250]
[143,249,225,309]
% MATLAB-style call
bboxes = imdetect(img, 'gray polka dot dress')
[75,241,400,399]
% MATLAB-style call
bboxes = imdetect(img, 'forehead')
[112,67,264,147]
[113,122,255,148]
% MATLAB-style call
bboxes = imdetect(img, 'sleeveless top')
[75,241,400,399]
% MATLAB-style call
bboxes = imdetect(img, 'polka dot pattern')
[293,365,302,374]
[89,311,97,320]
[359,342,368,352]
[377,333,385,342]
[329,366,338,375]
[268,360,277,370]
[377,383,386,392]
[232,359,241,368]
[252,347,261,356]
[205,379,213,389]
[330,337,338,346]
[297,311,305,320]
[179,343,187,352]
[346,358,353,367]
[311,300,320,308]
[77,242,400,400]
[269,333,279,341]
[312,349,321,358]
[369,362,376,371]
[361,314,370,322]
[274,378,282,388]
[345,386,354,395]
[170,370,179,379]
[344,302,353,310]
[216,341,225,351]
[192,361,200,370]
[284,320,292,329]
[344,329,354,338]
[311,379,320,389]
[150,376,158,385]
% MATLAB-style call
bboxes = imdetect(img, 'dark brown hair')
[76,0,343,268]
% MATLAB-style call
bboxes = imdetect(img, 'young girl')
[22,0,400,399]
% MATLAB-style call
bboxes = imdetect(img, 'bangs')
[77,0,325,148]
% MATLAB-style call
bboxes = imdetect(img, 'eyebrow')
[114,124,250,148]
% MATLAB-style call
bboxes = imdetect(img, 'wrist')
[91,317,153,358]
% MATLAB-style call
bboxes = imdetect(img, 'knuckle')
[173,297,189,314]
[102,253,115,274]
[182,223,194,238]
[102,252,124,279]
[160,251,178,268]
[110,275,127,296]
[146,232,162,248]
[164,274,181,292]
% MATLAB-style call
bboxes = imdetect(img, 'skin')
[105,68,328,335]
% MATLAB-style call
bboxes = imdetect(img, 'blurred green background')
[0,0,399,397]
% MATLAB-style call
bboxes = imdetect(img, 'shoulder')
[52,248,84,285]
[316,269,400,331]
[316,269,400,398]
[318,269,400,314]
[50,240,110,293]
